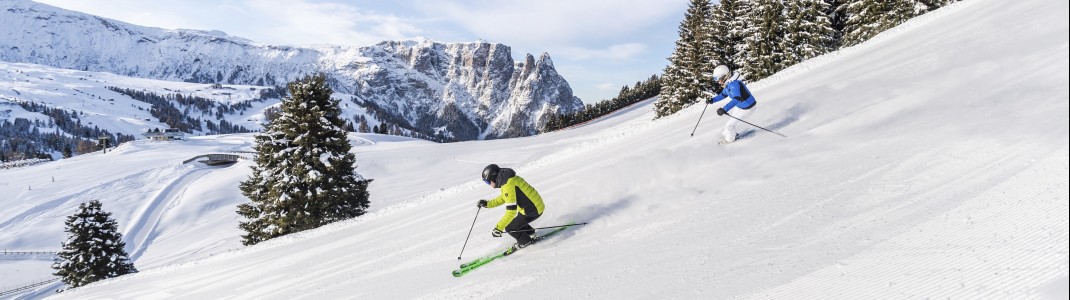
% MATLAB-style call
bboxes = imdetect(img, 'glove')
[477,199,488,208]
[716,108,727,116]
[706,98,714,104]
[491,228,503,237]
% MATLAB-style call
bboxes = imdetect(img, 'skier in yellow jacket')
[477,164,545,253]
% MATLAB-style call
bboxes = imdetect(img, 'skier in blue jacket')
[707,65,758,144]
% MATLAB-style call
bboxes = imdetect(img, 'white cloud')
[34,0,426,47]
[239,0,423,46]
[415,0,686,44]
[559,43,648,62]
[595,83,618,91]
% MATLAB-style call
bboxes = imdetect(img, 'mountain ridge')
[1,0,583,141]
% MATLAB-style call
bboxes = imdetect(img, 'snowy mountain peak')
[1,0,582,141]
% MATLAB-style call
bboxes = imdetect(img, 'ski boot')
[503,240,534,256]
[718,133,740,145]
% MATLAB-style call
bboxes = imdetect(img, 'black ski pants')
[505,211,541,244]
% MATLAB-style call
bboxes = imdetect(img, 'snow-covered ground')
[1,0,1067,298]
[0,62,269,135]
[0,60,376,145]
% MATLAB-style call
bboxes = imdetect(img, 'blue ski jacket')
[708,79,757,112]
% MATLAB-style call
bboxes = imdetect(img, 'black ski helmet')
[482,164,500,184]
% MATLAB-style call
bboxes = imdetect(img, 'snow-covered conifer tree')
[53,200,137,288]
[740,0,787,80]
[841,0,915,47]
[918,0,959,15]
[828,0,850,46]
[238,74,371,246]
[655,0,715,118]
[728,0,755,71]
[783,0,836,67]
[710,0,748,72]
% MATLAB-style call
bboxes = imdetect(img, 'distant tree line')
[258,85,288,100]
[355,99,445,142]
[107,87,257,135]
[1,101,134,161]
[655,0,960,118]
[205,118,251,135]
[542,75,662,133]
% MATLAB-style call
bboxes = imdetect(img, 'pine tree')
[710,0,749,72]
[841,0,915,47]
[828,0,851,47]
[53,200,137,288]
[695,2,718,101]
[740,0,787,81]
[655,0,715,118]
[357,116,370,133]
[918,0,958,14]
[783,0,836,67]
[728,0,755,71]
[654,60,684,118]
[237,74,372,246]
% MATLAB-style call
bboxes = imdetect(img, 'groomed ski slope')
[3,0,1066,298]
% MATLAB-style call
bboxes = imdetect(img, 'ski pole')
[725,114,787,137]
[506,222,589,234]
[690,102,710,137]
[457,206,481,260]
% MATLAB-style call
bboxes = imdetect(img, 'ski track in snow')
[124,165,213,262]
[1,167,161,234]
[748,147,1069,299]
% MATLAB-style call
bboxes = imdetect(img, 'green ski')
[452,224,577,277]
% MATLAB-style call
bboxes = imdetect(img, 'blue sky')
[35,0,689,104]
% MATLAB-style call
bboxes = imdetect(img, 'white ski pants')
[723,105,756,143]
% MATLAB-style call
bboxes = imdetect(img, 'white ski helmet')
[712,65,731,81]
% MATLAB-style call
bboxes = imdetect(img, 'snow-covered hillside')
[1,0,1067,298]
[0,61,279,136]
[0,0,583,140]
[1,61,381,160]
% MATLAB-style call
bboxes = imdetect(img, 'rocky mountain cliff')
[0,0,582,140]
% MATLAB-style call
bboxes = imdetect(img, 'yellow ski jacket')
[485,175,545,231]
